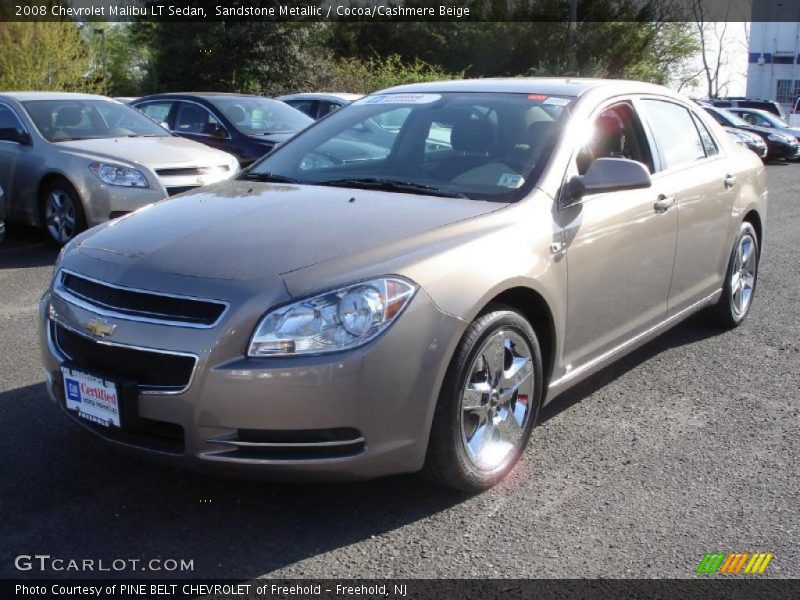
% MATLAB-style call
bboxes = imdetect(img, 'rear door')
[637,98,737,313]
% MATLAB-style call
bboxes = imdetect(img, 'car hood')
[56,136,235,166]
[75,181,507,281]
[736,124,792,139]
[247,131,295,146]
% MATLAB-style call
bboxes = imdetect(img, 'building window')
[776,79,793,104]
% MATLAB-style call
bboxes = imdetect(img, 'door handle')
[724,174,737,189]
[654,195,675,213]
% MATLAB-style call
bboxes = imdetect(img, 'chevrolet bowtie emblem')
[85,318,117,338]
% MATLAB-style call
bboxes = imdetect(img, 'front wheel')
[41,179,86,246]
[423,306,543,492]
[707,221,759,328]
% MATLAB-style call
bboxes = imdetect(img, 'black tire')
[40,178,87,246]
[422,305,543,492]
[707,221,760,328]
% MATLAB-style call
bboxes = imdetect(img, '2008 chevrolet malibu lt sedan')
[40,79,767,491]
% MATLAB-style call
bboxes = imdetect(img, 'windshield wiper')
[239,172,302,184]
[315,177,468,198]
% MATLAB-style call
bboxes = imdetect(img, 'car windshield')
[710,108,750,127]
[208,97,313,136]
[756,111,790,127]
[22,98,170,142]
[244,92,574,201]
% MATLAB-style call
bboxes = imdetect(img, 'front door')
[560,100,678,373]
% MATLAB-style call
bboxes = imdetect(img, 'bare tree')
[692,0,732,98]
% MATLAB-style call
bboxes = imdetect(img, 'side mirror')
[564,157,651,205]
[0,128,31,145]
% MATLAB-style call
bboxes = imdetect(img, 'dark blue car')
[132,93,313,167]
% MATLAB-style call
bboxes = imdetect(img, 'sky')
[678,22,750,97]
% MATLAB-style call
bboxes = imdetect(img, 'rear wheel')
[41,179,86,246]
[423,306,543,492]
[707,221,759,328]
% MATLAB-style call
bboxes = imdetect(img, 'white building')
[747,1,800,113]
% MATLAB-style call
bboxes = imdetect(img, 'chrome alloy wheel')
[731,233,757,317]
[459,329,534,471]
[45,189,77,244]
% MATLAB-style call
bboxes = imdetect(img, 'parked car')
[0,92,239,245]
[276,92,363,120]
[132,93,313,166]
[41,79,766,491]
[707,97,787,120]
[703,105,799,160]
[726,107,800,142]
[0,185,5,244]
[113,97,140,105]
[724,126,768,158]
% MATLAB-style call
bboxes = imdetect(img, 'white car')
[0,92,239,244]
[276,93,363,120]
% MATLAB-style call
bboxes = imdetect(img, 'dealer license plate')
[62,366,122,428]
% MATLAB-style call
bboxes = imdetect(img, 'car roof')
[0,91,112,102]
[135,92,276,102]
[378,77,675,98]
[729,106,773,115]
[277,93,363,102]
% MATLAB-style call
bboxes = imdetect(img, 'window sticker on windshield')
[528,94,548,101]
[358,94,442,105]
[542,97,570,106]
[498,174,524,188]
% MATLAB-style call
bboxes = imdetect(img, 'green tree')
[0,22,101,92]
[86,24,150,96]
[316,55,463,94]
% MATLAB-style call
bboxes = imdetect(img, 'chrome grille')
[57,270,227,327]
[155,166,230,177]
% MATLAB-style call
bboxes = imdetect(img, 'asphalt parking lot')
[0,164,797,580]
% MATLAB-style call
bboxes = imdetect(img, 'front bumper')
[39,275,465,481]
[765,139,800,159]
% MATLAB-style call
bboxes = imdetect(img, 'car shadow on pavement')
[0,224,59,269]
[0,316,723,580]
[539,312,725,424]
[0,382,469,580]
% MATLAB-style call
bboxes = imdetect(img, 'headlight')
[767,133,791,143]
[248,277,417,357]
[89,162,149,187]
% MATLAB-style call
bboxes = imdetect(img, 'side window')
[285,100,316,118]
[138,102,173,125]
[576,102,653,175]
[691,112,718,157]
[736,112,758,126]
[754,113,772,127]
[0,104,25,133]
[318,101,342,117]
[640,99,706,170]
[175,102,224,136]
[706,109,728,127]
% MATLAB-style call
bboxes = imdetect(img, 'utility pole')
[569,0,578,74]
[93,28,107,94]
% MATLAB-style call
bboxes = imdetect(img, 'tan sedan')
[0,92,239,245]
[39,79,766,491]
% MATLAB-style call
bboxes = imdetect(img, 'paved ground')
[0,164,797,580]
